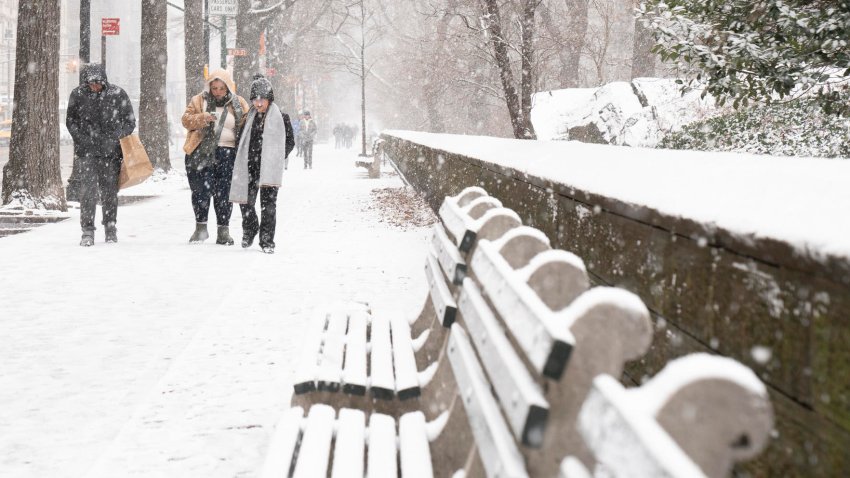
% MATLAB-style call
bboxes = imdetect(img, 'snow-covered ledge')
[380,129,850,477]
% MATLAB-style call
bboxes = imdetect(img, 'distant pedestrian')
[66,63,136,247]
[181,68,249,245]
[230,74,294,254]
[301,111,317,169]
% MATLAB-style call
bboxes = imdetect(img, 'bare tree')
[140,0,170,170]
[480,0,539,139]
[1,0,65,210]
[184,0,205,104]
[585,0,615,85]
[539,0,589,88]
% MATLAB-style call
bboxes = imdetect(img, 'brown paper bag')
[118,134,153,189]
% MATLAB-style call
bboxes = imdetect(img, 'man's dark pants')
[186,146,236,225]
[79,153,121,231]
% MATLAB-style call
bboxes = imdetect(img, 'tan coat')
[181,68,250,155]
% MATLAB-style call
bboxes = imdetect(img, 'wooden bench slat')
[391,315,421,400]
[259,406,305,478]
[448,325,529,478]
[399,411,434,478]
[317,311,349,391]
[472,239,575,379]
[343,310,369,395]
[369,315,395,399]
[425,247,458,327]
[432,224,467,285]
[293,311,330,394]
[459,279,550,448]
[331,408,367,478]
[367,413,398,478]
[292,404,337,478]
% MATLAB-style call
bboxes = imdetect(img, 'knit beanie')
[249,73,274,102]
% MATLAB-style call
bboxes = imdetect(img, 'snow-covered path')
[0,145,430,477]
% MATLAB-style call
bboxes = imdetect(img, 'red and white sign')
[102,18,120,36]
[228,48,248,57]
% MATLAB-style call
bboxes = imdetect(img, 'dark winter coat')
[66,63,136,160]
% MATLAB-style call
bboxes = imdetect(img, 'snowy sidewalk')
[0,145,431,477]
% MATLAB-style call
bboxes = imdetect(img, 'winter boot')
[216,226,234,245]
[189,223,209,244]
[105,222,118,243]
[262,246,275,254]
[241,230,257,249]
[80,230,95,247]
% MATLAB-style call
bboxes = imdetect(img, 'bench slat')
[399,411,434,478]
[370,315,395,399]
[292,311,330,394]
[343,310,369,395]
[367,413,398,478]
[472,240,575,379]
[448,325,529,478]
[259,406,305,478]
[459,279,549,448]
[391,315,421,400]
[425,248,458,327]
[331,408,367,478]
[317,311,349,391]
[432,224,467,285]
[292,404,337,478]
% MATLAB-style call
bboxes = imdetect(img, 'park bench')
[289,187,520,416]
[262,187,774,477]
[355,139,382,178]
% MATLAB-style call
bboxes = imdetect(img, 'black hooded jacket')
[66,63,136,159]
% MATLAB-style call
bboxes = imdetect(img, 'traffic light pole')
[66,0,91,202]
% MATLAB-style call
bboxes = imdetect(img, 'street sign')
[228,48,248,57]
[209,0,238,16]
[102,18,120,36]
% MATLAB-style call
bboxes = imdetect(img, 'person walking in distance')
[301,111,317,169]
[230,74,294,254]
[181,69,249,245]
[66,63,136,247]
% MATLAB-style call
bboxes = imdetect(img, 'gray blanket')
[229,102,287,204]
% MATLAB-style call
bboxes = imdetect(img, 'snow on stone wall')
[531,78,719,148]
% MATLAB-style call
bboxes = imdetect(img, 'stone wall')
[381,132,850,477]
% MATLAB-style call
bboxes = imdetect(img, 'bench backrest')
[428,187,655,477]
[563,353,774,478]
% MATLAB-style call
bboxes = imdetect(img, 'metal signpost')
[209,0,238,68]
[101,18,119,70]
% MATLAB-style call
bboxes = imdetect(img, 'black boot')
[105,222,118,243]
[216,226,234,245]
[80,230,94,247]
[189,223,209,244]
[242,230,257,248]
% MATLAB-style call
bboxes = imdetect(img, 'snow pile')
[531,78,718,147]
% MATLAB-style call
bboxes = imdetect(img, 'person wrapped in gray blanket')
[229,74,294,254]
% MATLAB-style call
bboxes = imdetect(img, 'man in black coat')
[66,63,136,246]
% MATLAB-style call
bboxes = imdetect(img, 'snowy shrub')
[659,99,850,159]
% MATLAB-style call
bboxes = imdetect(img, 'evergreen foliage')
[659,97,850,158]
[638,1,850,112]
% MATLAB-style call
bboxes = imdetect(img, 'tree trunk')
[140,0,170,171]
[519,0,537,139]
[1,0,65,210]
[631,5,656,78]
[482,0,534,140]
[235,0,263,98]
[184,0,205,104]
[560,0,589,88]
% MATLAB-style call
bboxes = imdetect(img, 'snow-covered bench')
[560,354,774,478]
[290,187,520,416]
[262,189,670,477]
